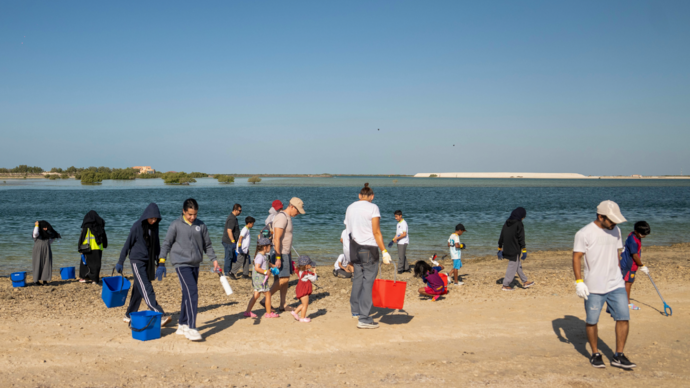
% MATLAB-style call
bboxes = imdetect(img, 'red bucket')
[439,273,449,287]
[372,263,407,310]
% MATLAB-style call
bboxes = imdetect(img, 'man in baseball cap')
[572,200,635,369]
[289,197,306,215]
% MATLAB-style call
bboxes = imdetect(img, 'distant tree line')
[0,165,44,174]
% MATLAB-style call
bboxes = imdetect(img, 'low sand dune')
[1,244,689,387]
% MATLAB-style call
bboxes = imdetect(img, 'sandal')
[299,318,311,323]
[264,312,280,318]
[243,311,258,318]
[279,306,294,312]
[291,311,300,321]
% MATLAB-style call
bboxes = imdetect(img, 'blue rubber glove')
[270,267,280,276]
[497,250,503,260]
[387,240,394,248]
[521,250,527,261]
[115,263,123,274]
[459,243,466,249]
[155,265,166,281]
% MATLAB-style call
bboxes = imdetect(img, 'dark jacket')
[118,203,162,280]
[78,210,108,250]
[222,213,240,244]
[498,219,525,260]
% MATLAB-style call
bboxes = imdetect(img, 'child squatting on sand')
[244,237,276,318]
[414,260,447,301]
[292,255,318,322]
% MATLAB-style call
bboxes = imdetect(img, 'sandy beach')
[1,244,689,387]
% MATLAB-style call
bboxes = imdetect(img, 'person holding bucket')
[344,183,392,329]
[32,220,61,285]
[116,203,171,327]
[159,198,220,341]
[77,210,108,284]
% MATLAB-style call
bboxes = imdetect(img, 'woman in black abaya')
[78,210,108,283]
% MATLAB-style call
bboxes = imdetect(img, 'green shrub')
[80,170,102,184]
[248,176,262,184]
[188,172,209,178]
[47,174,60,180]
[216,175,235,184]
[60,173,69,179]
[163,172,197,185]
[429,174,438,178]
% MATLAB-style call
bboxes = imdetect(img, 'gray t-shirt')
[273,211,293,255]
[223,214,239,244]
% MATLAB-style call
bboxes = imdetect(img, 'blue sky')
[1,1,688,175]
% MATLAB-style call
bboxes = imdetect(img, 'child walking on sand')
[448,224,467,286]
[414,260,447,302]
[292,255,318,322]
[621,221,651,310]
[245,237,275,318]
[232,216,255,279]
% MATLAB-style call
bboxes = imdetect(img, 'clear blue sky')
[1,1,688,175]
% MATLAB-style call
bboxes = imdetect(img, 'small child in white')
[232,216,255,279]
[292,255,317,323]
[448,223,467,286]
[245,237,274,318]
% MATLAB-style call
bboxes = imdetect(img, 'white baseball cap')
[597,200,627,224]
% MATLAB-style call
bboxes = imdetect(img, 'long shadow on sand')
[552,315,615,359]
[371,307,414,325]
[195,311,245,339]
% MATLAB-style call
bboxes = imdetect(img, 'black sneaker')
[590,353,605,368]
[611,353,636,369]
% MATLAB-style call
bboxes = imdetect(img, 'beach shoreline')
[2,244,688,387]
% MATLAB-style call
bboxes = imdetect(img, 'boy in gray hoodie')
[159,198,220,341]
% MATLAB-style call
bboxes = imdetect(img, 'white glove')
[382,251,392,265]
[575,281,589,300]
[639,265,649,275]
[430,259,439,266]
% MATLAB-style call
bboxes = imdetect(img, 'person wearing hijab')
[497,207,535,291]
[32,220,61,285]
[77,210,108,283]
[116,203,172,327]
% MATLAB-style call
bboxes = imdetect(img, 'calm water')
[1,177,689,274]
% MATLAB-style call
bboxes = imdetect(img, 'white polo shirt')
[396,219,409,245]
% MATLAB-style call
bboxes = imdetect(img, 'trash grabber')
[646,272,672,316]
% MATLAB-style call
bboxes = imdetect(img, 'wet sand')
[1,244,689,387]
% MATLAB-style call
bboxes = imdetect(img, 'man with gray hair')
[572,200,636,369]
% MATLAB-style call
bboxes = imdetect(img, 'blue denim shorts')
[584,287,630,325]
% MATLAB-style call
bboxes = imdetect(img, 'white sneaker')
[456,281,464,286]
[123,317,131,323]
[184,328,203,341]
[176,324,189,335]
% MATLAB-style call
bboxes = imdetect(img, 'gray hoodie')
[160,216,217,268]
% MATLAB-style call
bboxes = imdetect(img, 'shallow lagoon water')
[1,177,689,274]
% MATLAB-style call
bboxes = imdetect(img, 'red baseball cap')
[272,200,283,211]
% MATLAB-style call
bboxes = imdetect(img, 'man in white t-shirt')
[391,210,410,273]
[573,200,635,370]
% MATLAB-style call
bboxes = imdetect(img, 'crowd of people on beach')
[28,183,652,369]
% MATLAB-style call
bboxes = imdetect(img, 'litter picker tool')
[646,272,672,316]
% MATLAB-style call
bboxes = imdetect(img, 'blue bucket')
[130,311,162,341]
[60,267,76,280]
[101,271,131,308]
[10,271,27,288]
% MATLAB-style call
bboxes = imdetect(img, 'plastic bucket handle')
[111,267,126,292]
[378,261,398,283]
[130,316,157,332]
